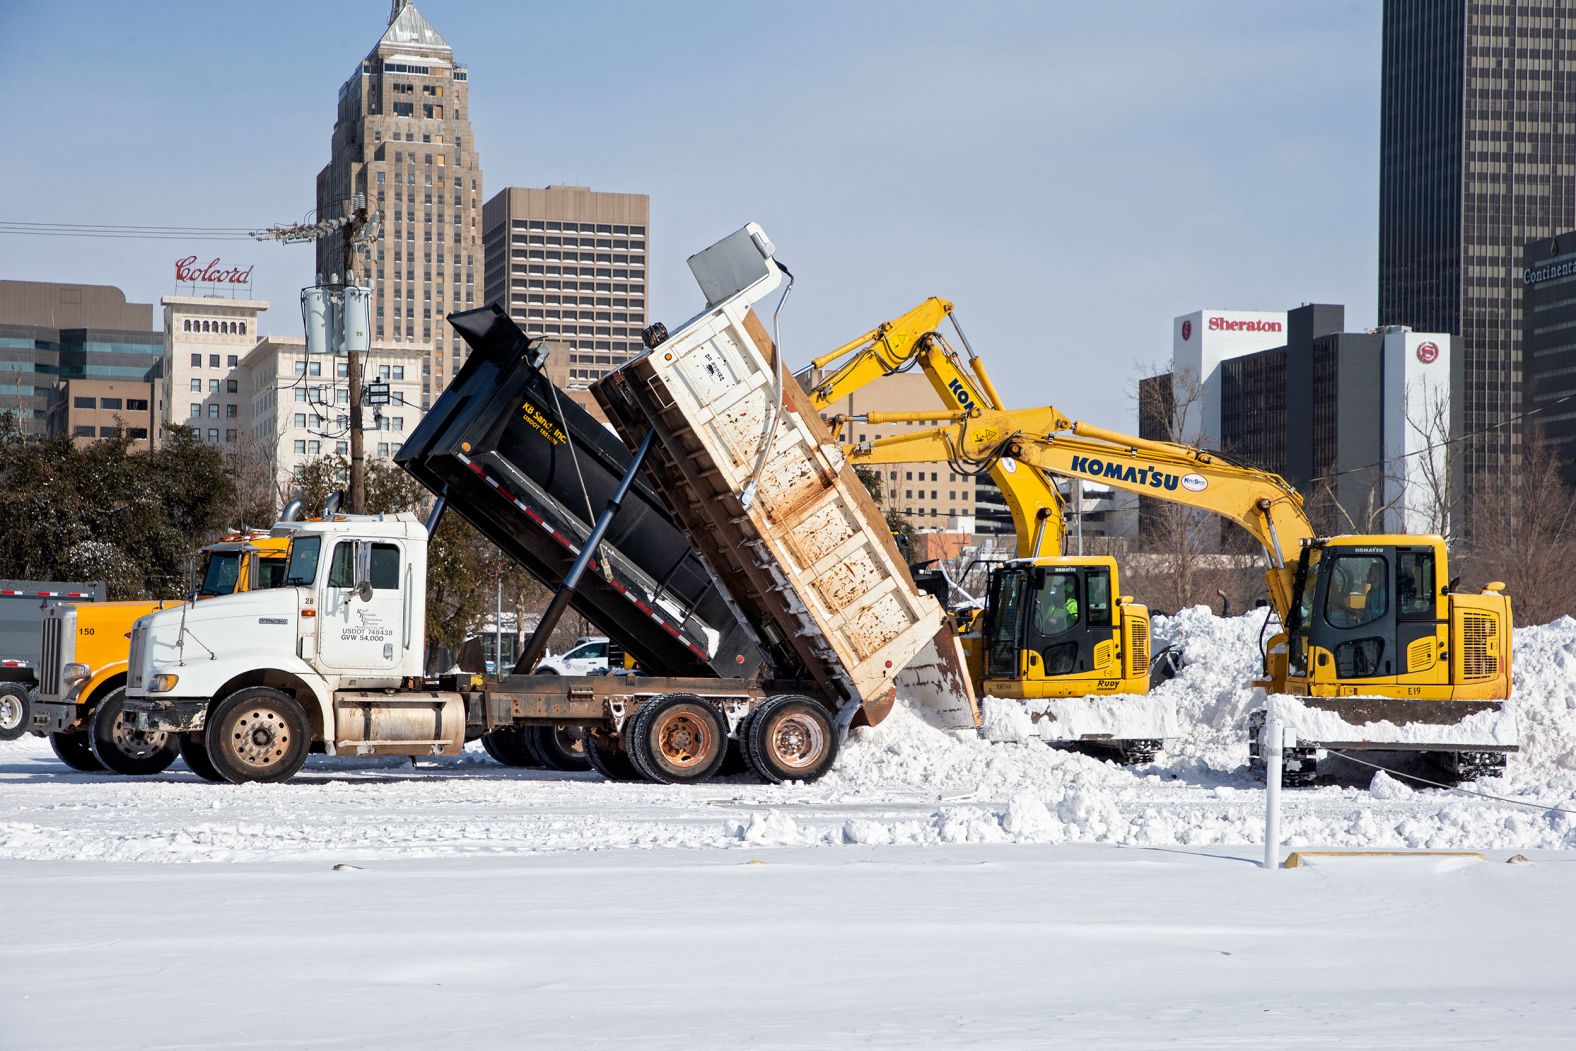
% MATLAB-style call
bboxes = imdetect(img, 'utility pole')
[252,196,380,513]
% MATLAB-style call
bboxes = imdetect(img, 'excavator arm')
[846,406,1316,618]
[802,298,1068,558]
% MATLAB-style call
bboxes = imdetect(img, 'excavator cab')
[1282,535,1509,699]
[979,556,1149,698]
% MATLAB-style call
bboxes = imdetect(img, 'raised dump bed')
[395,305,768,679]
[595,224,976,728]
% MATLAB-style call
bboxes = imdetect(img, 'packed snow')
[5,609,1576,1047]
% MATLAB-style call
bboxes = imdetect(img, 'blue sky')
[0,0,1380,428]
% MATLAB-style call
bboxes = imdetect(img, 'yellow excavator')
[845,397,1515,783]
[801,299,1161,761]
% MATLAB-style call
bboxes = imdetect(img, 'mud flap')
[890,625,981,731]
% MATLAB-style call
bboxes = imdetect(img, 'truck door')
[317,539,406,672]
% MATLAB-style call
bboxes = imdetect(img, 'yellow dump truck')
[29,532,291,774]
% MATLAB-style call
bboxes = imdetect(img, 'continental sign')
[1066,454,1208,493]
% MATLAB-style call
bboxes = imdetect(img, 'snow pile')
[1149,605,1269,767]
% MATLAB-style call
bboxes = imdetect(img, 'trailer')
[124,224,974,784]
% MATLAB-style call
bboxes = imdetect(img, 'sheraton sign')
[174,255,254,286]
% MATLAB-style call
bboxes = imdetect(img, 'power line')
[0,219,257,232]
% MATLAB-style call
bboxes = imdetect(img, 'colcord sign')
[1416,340,1440,364]
[174,256,254,286]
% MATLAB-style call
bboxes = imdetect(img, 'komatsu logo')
[1067,454,1207,492]
[946,378,978,413]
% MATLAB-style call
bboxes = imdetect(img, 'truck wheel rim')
[110,709,168,758]
[769,712,826,770]
[655,710,712,769]
[554,726,584,757]
[228,707,291,770]
[0,696,20,731]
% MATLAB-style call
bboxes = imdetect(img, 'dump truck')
[124,223,974,784]
[29,530,293,775]
[1,581,106,741]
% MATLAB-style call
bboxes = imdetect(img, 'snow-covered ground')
[4,608,1576,1047]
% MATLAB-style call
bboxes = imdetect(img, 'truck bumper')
[28,700,82,735]
[124,697,207,734]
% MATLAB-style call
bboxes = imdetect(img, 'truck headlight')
[149,673,180,694]
[63,663,91,686]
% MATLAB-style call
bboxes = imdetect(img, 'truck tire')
[745,695,838,784]
[525,725,591,772]
[88,688,179,776]
[178,733,226,782]
[0,683,31,741]
[481,727,540,767]
[626,694,728,785]
[581,727,640,782]
[49,731,104,772]
[204,687,310,784]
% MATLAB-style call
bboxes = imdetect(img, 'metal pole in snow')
[1264,709,1282,871]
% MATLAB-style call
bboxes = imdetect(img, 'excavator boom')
[802,298,1066,557]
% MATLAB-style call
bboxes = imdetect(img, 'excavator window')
[1323,554,1388,630]
[1396,549,1435,619]
[1030,570,1081,638]
[984,568,1029,679]
[1086,569,1112,628]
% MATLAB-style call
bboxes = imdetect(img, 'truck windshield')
[283,536,322,587]
[198,552,242,596]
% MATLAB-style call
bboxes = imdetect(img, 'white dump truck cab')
[124,513,465,783]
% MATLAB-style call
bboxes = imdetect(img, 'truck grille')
[1129,617,1150,679]
[1461,612,1498,680]
[39,615,62,698]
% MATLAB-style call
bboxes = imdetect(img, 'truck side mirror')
[353,541,374,602]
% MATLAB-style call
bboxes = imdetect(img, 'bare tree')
[1462,429,1576,626]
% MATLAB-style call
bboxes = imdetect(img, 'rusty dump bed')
[594,225,969,723]
[396,306,768,679]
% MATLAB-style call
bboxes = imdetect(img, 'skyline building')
[481,185,650,386]
[1378,1,1576,493]
[315,0,483,406]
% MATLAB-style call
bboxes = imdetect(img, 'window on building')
[73,396,95,409]
[207,404,219,419]
[183,319,192,332]
[227,355,238,367]
[225,429,236,443]
[377,442,390,458]
[226,379,238,394]
[206,379,218,393]
[307,440,320,455]
[127,399,148,411]
[294,413,307,428]
[191,353,202,367]
[129,428,147,440]
[207,354,219,368]
[225,404,237,419]
[207,428,219,444]
[190,403,201,418]
[73,425,94,438]
[336,441,348,455]
[293,440,306,455]
[238,322,245,335]
[100,397,122,410]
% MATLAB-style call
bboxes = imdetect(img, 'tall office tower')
[1379,1,1576,494]
[316,0,483,406]
[482,185,651,385]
